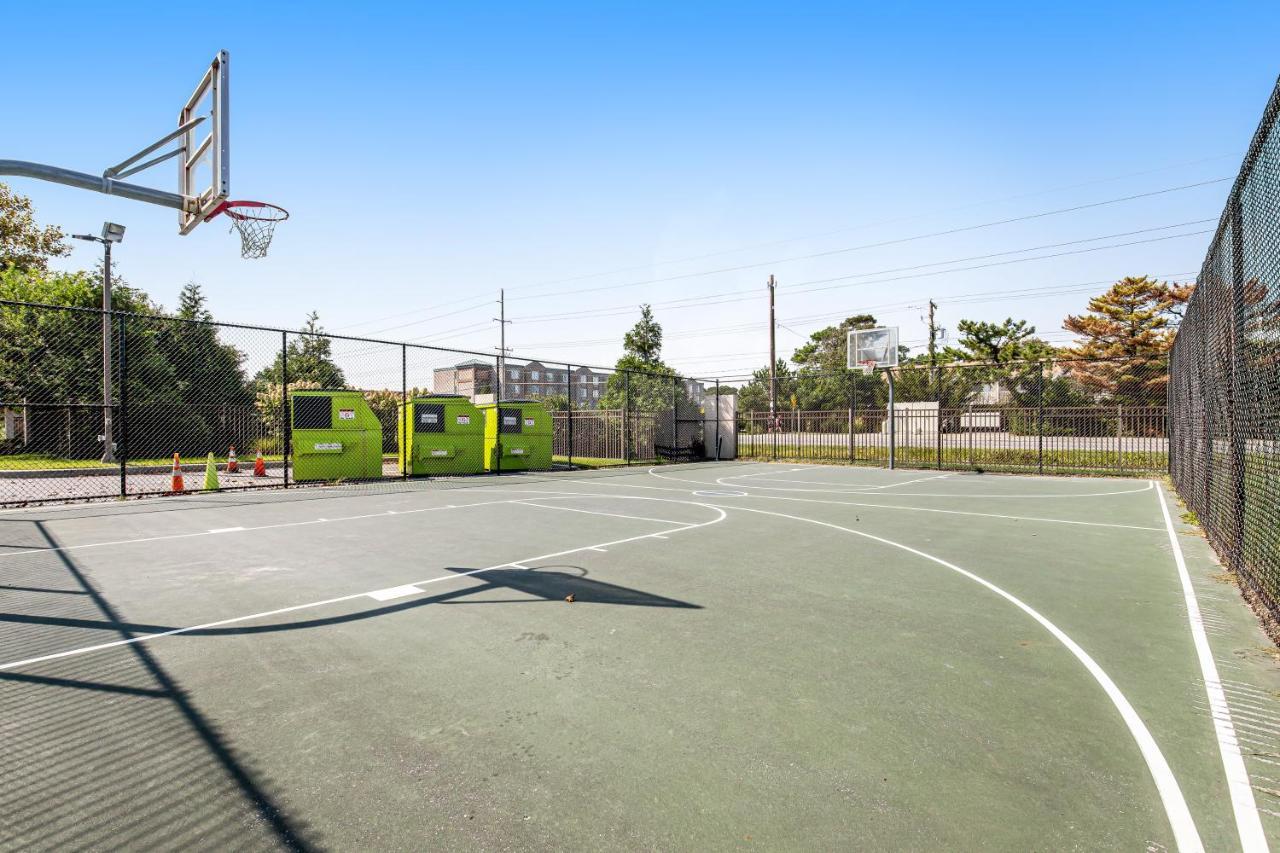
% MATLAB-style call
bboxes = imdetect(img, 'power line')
[506,219,1209,325]
[454,154,1235,297]
[504,178,1226,303]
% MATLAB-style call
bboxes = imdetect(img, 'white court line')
[573,474,1164,532]
[647,466,1157,499]
[711,500,1204,853]
[0,496,532,561]
[1156,482,1268,852]
[863,473,952,490]
[515,501,694,527]
[0,497,727,673]
[367,584,423,602]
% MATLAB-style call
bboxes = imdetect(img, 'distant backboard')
[178,50,230,234]
[847,327,899,372]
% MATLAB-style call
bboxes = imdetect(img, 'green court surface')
[3,462,1279,851]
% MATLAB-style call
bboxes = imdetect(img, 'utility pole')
[768,274,777,430]
[493,288,511,403]
[926,299,939,368]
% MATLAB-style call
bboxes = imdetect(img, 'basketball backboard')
[178,50,230,234]
[847,327,899,372]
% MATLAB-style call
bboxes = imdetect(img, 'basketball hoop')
[856,359,878,375]
[206,200,288,259]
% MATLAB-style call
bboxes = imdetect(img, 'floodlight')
[102,222,126,243]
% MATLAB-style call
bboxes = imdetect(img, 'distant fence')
[737,358,1169,476]
[1169,75,1280,622]
[0,300,719,505]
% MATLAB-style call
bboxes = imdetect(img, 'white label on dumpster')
[456,415,470,425]
[422,413,439,424]
[430,449,449,457]
[503,416,517,426]
[338,409,355,420]
[511,447,525,455]
[524,418,535,427]
[314,442,342,451]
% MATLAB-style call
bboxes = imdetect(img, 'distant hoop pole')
[0,160,186,210]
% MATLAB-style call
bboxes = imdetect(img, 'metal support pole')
[714,379,721,461]
[117,314,127,498]
[566,364,574,468]
[282,331,290,488]
[848,385,855,463]
[623,372,631,466]
[401,344,408,479]
[887,369,896,470]
[100,241,116,464]
[1037,361,1045,475]
[936,392,943,471]
[671,375,678,463]
[494,355,502,475]
[1115,402,1123,471]
[1229,195,1248,569]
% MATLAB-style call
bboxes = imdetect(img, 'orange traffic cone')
[227,446,239,474]
[253,450,266,477]
[169,453,185,494]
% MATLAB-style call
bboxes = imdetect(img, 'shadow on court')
[0,516,698,849]
[0,521,313,850]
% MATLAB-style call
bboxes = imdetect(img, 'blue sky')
[5,1,1279,383]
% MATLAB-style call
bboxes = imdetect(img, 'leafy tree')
[0,267,219,457]
[600,307,685,413]
[623,304,663,364]
[0,183,69,273]
[254,311,348,389]
[158,282,251,407]
[1061,275,1192,403]
[736,360,797,416]
[951,317,1056,363]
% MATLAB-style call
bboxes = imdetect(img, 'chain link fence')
[1170,76,1280,623]
[0,301,727,505]
[736,357,1170,475]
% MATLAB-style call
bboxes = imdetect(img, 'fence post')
[1037,361,1045,475]
[623,371,631,466]
[887,368,896,470]
[1115,402,1123,471]
[671,374,678,463]
[936,395,943,471]
[714,379,721,461]
[494,355,502,475]
[401,344,408,479]
[1229,193,1247,569]
[117,314,127,498]
[281,331,290,488]
[848,385,854,464]
[566,364,574,468]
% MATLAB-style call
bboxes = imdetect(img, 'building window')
[509,369,519,379]
[530,370,540,380]
[578,388,587,399]
[593,389,600,399]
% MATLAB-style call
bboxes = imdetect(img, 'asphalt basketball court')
[3,461,1278,850]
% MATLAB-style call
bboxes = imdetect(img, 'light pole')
[71,222,125,464]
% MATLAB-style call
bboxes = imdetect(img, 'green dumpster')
[290,390,384,482]
[398,394,485,476]
[480,400,552,472]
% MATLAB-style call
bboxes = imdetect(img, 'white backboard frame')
[178,50,230,234]
[847,327,899,371]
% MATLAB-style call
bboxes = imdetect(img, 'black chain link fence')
[0,301,728,506]
[1170,76,1280,623]
[735,357,1170,475]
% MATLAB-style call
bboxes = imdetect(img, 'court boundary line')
[711,500,1204,853]
[1155,482,1268,851]
[0,497,727,673]
[568,474,1165,531]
